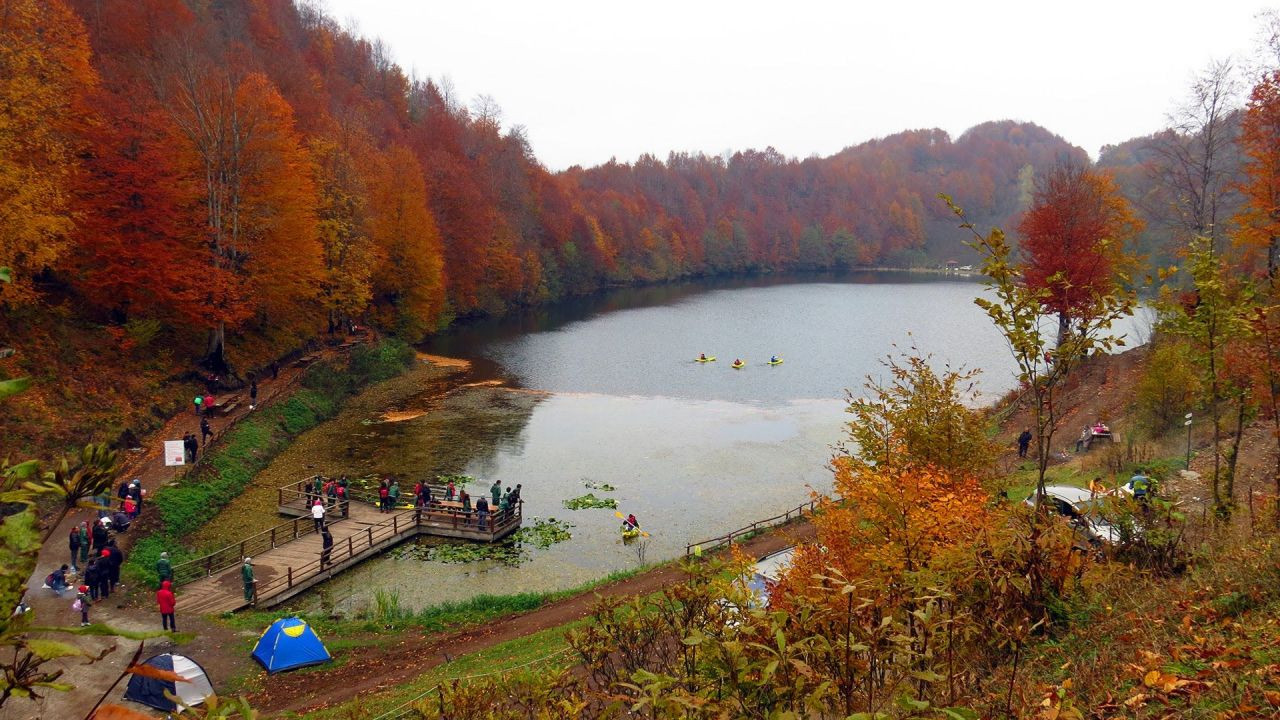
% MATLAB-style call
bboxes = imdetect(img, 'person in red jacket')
[156,580,176,631]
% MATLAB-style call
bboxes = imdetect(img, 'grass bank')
[122,340,416,585]
[220,564,650,639]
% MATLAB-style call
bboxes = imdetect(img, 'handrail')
[171,512,348,587]
[684,498,819,557]
[248,500,524,605]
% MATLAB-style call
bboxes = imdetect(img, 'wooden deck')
[175,479,522,615]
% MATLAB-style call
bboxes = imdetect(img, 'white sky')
[321,0,1271,171]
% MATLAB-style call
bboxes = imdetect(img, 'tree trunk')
[205,322,227,372]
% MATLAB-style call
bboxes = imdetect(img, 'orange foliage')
[0,0,97,304]
[774,460,988,607]
[1236,70,1280,276]
[1018,163,1142,321]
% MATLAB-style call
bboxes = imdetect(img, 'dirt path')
[6,348,347,720]
[251,519,818,716]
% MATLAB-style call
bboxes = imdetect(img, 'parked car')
[745,547,796,607]
[1024,485,1120,546]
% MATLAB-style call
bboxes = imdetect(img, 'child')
[75,584,91,626]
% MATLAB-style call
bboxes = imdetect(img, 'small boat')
[621,528,641,539]
[767,358,783,366]
[696,356,717,363]
[731,360,745,369]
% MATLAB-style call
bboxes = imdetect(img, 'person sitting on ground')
[46,565,70,595]
[1127,468,1152,500]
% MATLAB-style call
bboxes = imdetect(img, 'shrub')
[1135,339,1201,434]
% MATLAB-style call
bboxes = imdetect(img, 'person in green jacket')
[490,480,501,507]
[241,557,256,603]
[155,551,173,585]
[77,523,90,566]
[388,479,400,508]
[311,475,323,504]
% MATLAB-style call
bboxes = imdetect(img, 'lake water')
[292,272,1153,613]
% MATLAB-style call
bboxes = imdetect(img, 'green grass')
[219,564,652,637]
[122,340,415,586]
[293,620,586,720]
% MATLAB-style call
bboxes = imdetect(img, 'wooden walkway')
[176,478,522,615]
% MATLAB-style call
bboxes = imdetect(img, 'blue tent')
[123,653,215,711]
[252,617,332,673]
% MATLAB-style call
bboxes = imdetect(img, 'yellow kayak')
[767,359,783,365]
[621,528,641,539]
[696,356,717,363]
[731,361,745,369]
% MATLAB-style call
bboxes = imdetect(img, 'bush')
[1135,339,1201,434]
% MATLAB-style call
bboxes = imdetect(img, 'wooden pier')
[174,478,522,614]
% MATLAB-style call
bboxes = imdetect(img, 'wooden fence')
[171,512,345,586]
[684,498,819,557]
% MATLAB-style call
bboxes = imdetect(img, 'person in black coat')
[84,559,101,601]
[93,553,111,599]
[91,520,109,552]
[105,540,124,592]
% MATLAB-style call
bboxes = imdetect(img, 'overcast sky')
[321,0,1270,171]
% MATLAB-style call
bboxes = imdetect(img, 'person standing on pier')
[241,558,256,604]
[476,497,490,531]
[388,479,400,509]
[490,480,501,507]
[320,529,333,568]
[311,499,326,531]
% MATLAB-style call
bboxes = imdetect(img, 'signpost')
[164,440,186,467]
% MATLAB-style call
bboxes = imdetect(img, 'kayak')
[696,356,717,363]
[767,359,784,365]
[731,362,745,369]
[621,528,641,539]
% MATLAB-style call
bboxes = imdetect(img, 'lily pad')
[564,493,618,510]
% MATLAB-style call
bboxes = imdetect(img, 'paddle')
[614,510,650,537]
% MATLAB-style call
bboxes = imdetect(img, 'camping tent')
[123,653,215,712]
[252,617,332,673]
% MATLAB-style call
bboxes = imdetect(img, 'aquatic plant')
[563,493,618,510]
[390,518,573,566]
[582,479,617,492]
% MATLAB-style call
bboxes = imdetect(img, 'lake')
[290,271,1153,613]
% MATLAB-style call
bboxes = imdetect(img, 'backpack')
[379,487,388,498]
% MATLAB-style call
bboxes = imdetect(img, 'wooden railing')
[249,500,522,604]
[278,476,496,510]
[171,512,347,587]
[684,499,819,557]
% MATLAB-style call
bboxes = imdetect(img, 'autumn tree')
[310,127,378,334]
[367,145,447,339]
[1018,162,1143,344]
[0,0,97,303]
[843,349,996,479]
[1162,236,1258,518]
[1236,69,1280,276]
[159,59,323,367]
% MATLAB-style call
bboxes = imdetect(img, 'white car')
[744,547,796,607]
[1024,486,1121,546]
